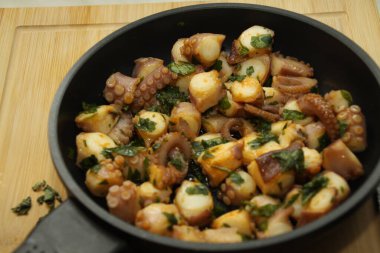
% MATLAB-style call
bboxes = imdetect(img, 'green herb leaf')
[122,105,129,112]
[341,90,353,105]
[156,86,189,115]
[228,74,246,82]
[90,164,101,173]
[102,141,145,158]
[301,175,329,205]
[32,180,46,192]
[317,133,330,152]
[186,160,208,185]
[219,96,231,110]
[238,45,249,56]
[338,120,348,137]
[257,220,268,231]
[250,118,271,133]
[271,149,305,172]
[202,150,215,160]
[11,197,32,215]
[229,172,244,185]
[284,193,300,208]
[192,137,227,158]
[250,34,273,49]
[251,204,279,217]
[186,184,209,195]
[248,132,278,149]
[81,102,98,114]
[246,66,254,76]
[169,152,185,171]
[167,61,196,76]
[282,109,305,121]
[79,155,98,170]
[213,60,223,71]
[212,165,232,174]
[135,117,156,132]
[37,185,63,211]
[126,168,143,184]
[162,212,178,230]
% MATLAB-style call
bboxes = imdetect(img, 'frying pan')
[15,3,380,253]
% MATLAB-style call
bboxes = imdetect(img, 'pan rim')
[48,2,380,251]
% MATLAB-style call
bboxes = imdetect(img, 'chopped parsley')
[246,66,254,76]
[186,184,209,195]
[186,160,208,185]
[228,74,246,82]
[250,118,271,133]
[282,109,305,121]
[36,184,63,211]
[271,149,305,172]
[229,172,244,185]
[135,117,156,132]
[169,152,185,171]
[32,180,47,191]
[251,204,279,217]
[317,133,331,152]
[162,212,178,230]
[102,140,145,158]
[213,60,223,71]
[301,175,329,205]
[284,193,300,207]
[152,142,161,151]
[250,34,273,48]
[192,137,226,158]
[218,96,231,110]
[341,90,353,105]
[238,44,249,56]
[248,132,278,149]
[79,155,98,170]
[338,120,348,137]
[167,61,196,76]
[90,164,101,173]
[81,102,98,114]
[202,150,215,160]
[156,86,189,115]
[257,220,268,231]
[11,197,32,215]
[122,105,129,112]
[126,168,143,184]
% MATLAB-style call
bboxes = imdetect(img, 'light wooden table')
[0,1,380,252]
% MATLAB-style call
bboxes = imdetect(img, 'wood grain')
[0,1,379,252]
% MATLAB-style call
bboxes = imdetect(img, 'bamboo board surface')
[0,1,380,252]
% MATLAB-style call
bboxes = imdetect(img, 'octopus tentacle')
[270,52,314,77]
[221,118,251,141]
[108,113,134,145]
[132,57,164,79]
[272,76,317,95]
[104,72,140,105]
[153,132,192,166]
[298,94,338,141]
[131,65,178,112]
[244,104,280,122]
[106,180,141,223]
[336,105,367,152]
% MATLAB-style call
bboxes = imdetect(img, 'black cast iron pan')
[15,3,380,253]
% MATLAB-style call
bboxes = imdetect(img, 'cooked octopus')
[74,25,366,244]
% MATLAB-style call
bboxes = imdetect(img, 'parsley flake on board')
[167,62,196,76]
[250,34,273,48]
[35,183,63,211]
[282,109,305,121]
[271,149,305,173]
[248,132,278,149]
[186,184,209,195]
[135,117,156,132]
[32,180,46,191]
[11,197,32,216]
[81,102,98,114]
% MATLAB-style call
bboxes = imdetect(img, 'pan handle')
[15,198,134,253]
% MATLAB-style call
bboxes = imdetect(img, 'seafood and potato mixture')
[74,25,366,243]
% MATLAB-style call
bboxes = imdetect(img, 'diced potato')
[193,133,223,143]
[197,141,243,186]
[248,160,295,197]
[85,162,123,197]
[218,91,244,117]
[172,225,205,242]
[217,52,234,82]
[75,104,120,133]
[302,147,322,176]
[272,121,304,148]
[282,100,313,125]
[187,33,226,67]
[257,207,293,238]
[189,70,225,112]
[220,170,256,206]
[304,122,327,150]
[171,38,189,63]
[284,186,303,220]
[324,90,352,113]
[202,114,229,133]
[212,209,253,236]
[76,132,117,167]
[263,87,284,106]
[242,132,282,164]
[239,25,274,56]
[135,203,184,236]
[203,227,243,243]
[235,54,270,84]
[230,76,263,103]
[322,171,350,202]
[133,110,169,146]
[174,180,213,226]
[138,182,172,207]
[170,102,201,139]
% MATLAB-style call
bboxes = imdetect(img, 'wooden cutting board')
[0,0,380,252]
